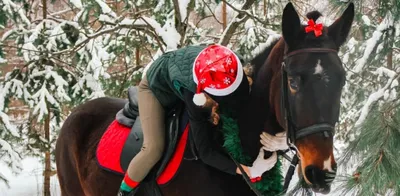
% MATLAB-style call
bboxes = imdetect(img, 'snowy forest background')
[0,0,399,195]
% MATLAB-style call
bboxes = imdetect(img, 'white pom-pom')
[193,93,207,106]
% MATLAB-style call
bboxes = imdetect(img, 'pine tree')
[0,0,210,189]
[327,0,400,195]
[339,103,400,196]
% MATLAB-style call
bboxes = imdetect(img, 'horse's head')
[277,2,354,194]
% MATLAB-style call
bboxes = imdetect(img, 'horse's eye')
[288,77,299,91]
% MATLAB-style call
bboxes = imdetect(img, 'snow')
[214,1,239,25]
[0,84,20,137]
[2,0,31,26]
[141,49,163,79]
[99,14,115,23]
[73,74,106,99]
[353,13,394,73]
[391,80,399,88]
[94,0,116,18]
[0,56,6,64]
[178,0,191,21]
[0,157,61,196]
[374,67,396,78]
[69,0,82,9]
[31,83,56,121]
[251,33,281,57]
[0,138,22,171]
[47,23,70,51]
[0,112,20,137]
[121,16,181,51]
[354,69,398,128]
[1,29,15,41]
[361,15,371,26]
[0,0,397,195]
[154,0,165,12]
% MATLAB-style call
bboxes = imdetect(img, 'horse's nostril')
[332,164,337,171]
[305,165,325,185]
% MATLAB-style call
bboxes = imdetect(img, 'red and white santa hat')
[192,44,243,106]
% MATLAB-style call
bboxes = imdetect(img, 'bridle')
[230,47,341,196]
[281,48,338,147]
[280,47,339,193]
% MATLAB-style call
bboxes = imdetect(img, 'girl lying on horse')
[118,44,280,196]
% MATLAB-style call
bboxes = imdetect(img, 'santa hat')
[192,44,243,106]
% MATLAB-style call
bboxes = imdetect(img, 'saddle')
[115,86,192,183]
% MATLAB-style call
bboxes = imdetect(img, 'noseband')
[281,48,338,146]
[280,48,338,193]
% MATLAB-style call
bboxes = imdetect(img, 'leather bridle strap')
[280,47,338,193]
[296,124,335,140]
[226,151,264,196]
[281,47,338,145]
[284,48,338,59]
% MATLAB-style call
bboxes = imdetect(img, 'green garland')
[220,114,283,195]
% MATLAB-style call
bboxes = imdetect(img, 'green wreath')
[219,114,283,195]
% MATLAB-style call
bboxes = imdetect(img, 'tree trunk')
[42,0,51,194]
[136,47,140,66]
[263,0,267,16]
[44,109,51,196]
[222,1,227,30]
[218,0,256,46]
[387,28,394,70]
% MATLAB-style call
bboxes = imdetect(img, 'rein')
[227,153,264,196]
[280,48,338,193]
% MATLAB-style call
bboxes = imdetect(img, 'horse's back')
[55,97,126,196]
[57,97,126,147]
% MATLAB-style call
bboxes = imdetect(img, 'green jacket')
[145,45,245,110]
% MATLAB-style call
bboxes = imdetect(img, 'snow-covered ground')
[0,157,61,196]
[1,156,343,196]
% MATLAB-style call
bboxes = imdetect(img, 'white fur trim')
[193,44,243,97]
[193,93,207,106]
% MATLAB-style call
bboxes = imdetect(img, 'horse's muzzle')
[304,165,336,194]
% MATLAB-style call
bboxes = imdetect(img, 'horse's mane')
[250,39,280,80]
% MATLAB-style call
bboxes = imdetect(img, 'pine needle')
[337,105,400,196]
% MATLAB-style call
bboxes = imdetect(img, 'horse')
[239,2,354,194]
[55,2,354,196]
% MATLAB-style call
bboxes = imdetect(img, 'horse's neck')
[237,74,276,159]
[238,40,286,160]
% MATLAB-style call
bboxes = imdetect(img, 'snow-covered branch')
[221,0,271,27]
[219,0,256,46]
[354,69,399,128]
[353,12,394,73]
[0,138,22,173]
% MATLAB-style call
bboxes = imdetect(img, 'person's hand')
[248,148,277,179]
[260,131,289,151]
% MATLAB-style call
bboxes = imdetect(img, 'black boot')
[117,188,138,196]
[117,189,130,196]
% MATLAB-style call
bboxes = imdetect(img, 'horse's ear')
[328,3,355,48]
[282,2,301,47]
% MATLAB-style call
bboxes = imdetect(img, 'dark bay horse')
[239,2,354,194]
[55,2,354,196]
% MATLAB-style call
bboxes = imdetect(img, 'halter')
[281,48,337,146]
[280,48,338,192]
